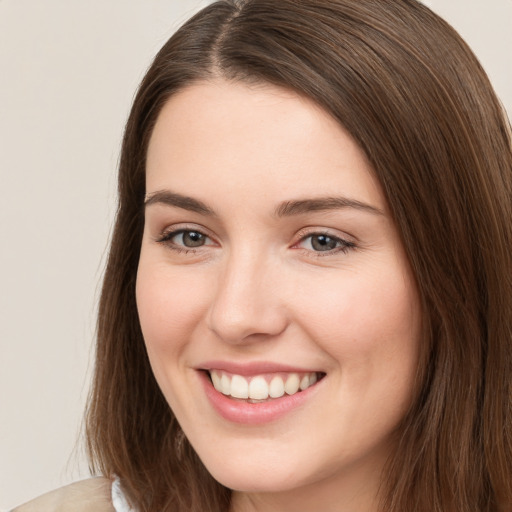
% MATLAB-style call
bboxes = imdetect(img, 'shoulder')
[11,477,116,512]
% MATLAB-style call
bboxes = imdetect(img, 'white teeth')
[220,374,231,395]
[299,374,310,390]
[284,373,300,395]
[231,374,249,399]
[249,376,269,400]
[269,376,285,398]
[211,371,222,390]
[209,370,320,400]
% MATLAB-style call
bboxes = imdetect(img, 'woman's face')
[137,80,421,509]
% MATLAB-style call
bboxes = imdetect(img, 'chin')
[207,462,305,493]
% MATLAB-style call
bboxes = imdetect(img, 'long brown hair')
[85,1,512,510]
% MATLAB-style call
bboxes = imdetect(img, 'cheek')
[301,265,418,341]
[298,264,420,400]
[135,261,210,357]
[135,261,214,418]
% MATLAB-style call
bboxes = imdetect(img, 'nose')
[206,250,288,344]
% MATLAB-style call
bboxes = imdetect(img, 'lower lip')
[199,371,322,424]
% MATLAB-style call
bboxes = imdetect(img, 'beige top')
[11,478,116,512]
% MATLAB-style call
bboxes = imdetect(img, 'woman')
[14,0,512,511]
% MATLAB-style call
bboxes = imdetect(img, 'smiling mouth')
[207,370,325,403]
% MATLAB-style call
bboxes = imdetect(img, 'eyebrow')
[144,190,383,217]
[274,197,384,217]
[144,190,216,216]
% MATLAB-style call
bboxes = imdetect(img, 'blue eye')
[299,233,355,253]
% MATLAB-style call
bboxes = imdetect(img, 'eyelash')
[156,228,356,257]
[156,228,214,254]
[294,231,356,256]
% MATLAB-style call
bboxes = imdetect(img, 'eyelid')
[155,223,218,248]
[292,227,357,255]
[293,226,356,245]
[153,223,356,256]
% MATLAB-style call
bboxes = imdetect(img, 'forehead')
[146,79,385,212]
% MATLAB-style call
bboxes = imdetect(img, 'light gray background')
[1,1,510,509]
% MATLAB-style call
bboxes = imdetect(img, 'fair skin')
[136,80,421,512]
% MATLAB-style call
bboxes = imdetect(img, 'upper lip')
[197,360,323,376]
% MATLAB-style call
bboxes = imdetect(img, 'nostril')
[206,304,289,345]
[206,269,289,344]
